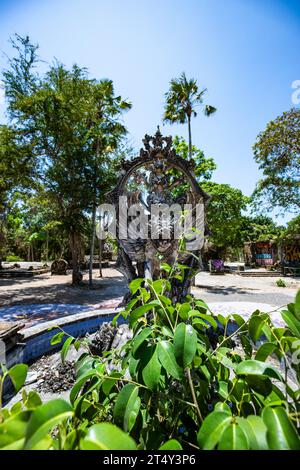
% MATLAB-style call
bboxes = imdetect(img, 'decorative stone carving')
[106,127,209,303]
[51,259,68,275]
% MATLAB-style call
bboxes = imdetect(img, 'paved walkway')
[194,272,299,306]
[207,301,284,327]
[0,267,298,328]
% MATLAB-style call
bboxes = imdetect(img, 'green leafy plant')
[1,273,300,450]
[276,278,286,288]
[5,254,24,262]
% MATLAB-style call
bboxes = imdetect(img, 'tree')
[173,136,216,181]
[252,108,300,213]
[239,215,283,243]
[2,35,131,284]
[202,182,248,253]
[282,214,300,240]
[163,72,216,160]
[0,125,34,268]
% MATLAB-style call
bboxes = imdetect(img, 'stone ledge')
[6,307,122,368]
[22,307,121,339]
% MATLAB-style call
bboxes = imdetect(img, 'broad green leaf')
[281,309,300,337]
[70,370,100,404]
[152,278,170,294]
[113,384,140,432]
[197,411,232,449]
[8,364,28,392]
[24,399,73,449]
[240,335,253,357]
[237,415,268,450]
[174,323,197,368]
[158,294,171,306]
[177,302,191,321]
[261,323,274,342]
[218,381,229,399]
[10,401,23,415]
[262,406,300,450]
[61,336,74,363]
[0,411,31,450]
[160,262,171,273]
[102,372,123,396]
[142,346,161,390]
[129,302,159,327]
[249,316,264,342]
[232,314,246,328]
[236,360,282,381]
[199,313,218,329]
[218,422,249,450]
[192,318,210,329]
[24,390,42,409]
[230,378,249,401]
[245,375,272,397]
[132,327,152,357]
[159,439,182,450]
[50,331,65,345]
[157,341,183,379]
[214,402,232,415]
[294,290,300,319]
[217,314,226,326]
[75,356,97,378]
[255,342,278,361]
[124,297,139,312]
[194,299,210,312]
[63,429,77,450]
[129,278,144,295]
[140,287,150,303]
[80,423,136,450]
[129,355,139,377]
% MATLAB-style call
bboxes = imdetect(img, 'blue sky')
[0,0,299,224]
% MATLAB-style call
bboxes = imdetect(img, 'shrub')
[0,265,300,450]
[276,278,286,288]
[5,254,24,262]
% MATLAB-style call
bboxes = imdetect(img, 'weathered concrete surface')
[0,267,299,328]
[194,271,299,307]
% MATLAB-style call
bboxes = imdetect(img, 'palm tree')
[163,72,216,160]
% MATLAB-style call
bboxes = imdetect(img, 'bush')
[0,264,300,450]
[276,278,286,288]
[5,254,24,262]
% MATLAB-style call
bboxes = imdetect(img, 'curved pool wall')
[7,308,123,368]
[6,308,241,369]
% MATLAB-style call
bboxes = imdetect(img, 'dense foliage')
[202,182,248,250]
[1,35,131,283]
[252,108,300,213]
[1,263,300,450]
[173,136,216,182]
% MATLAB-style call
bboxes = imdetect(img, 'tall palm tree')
[163,72,216,160]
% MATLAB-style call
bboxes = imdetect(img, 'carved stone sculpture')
[106,127,209,303]
[51,259,68,275]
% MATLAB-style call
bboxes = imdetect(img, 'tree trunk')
[99,237,103,278]
[0,223,4,269]
[70,231,82,285]
[188,114,192,160]
[89,202,97,288]
[45,231,49,264]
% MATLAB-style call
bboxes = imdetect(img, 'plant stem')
[148,282,174,331]
[186,367,203,423]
